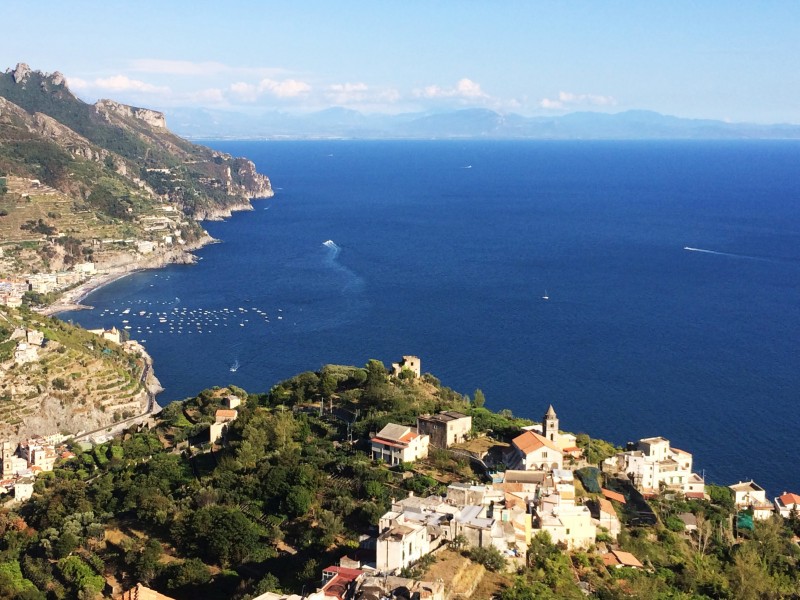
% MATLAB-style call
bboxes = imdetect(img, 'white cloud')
[190,88,227,104]
[325,82,369,104]
[414,78,488,100]
[228,78,311,102]
[230,81,259,102]
[257,78,311,98]
[540,91,617,110]
[67,74,169,95]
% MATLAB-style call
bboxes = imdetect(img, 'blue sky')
[3,1,799,123]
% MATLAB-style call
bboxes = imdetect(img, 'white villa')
[602,436,705,497]
[775,492,800,519]
[371,423,429,466]
[729,480,774,520]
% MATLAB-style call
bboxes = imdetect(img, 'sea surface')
[61,140,800,496]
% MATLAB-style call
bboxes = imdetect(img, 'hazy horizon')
[3,1,800,125]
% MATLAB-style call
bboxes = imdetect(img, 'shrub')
[466,545,507,571]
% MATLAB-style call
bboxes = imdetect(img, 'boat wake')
[322,239,364,294]
[683,246,775,262]
[323,239,341,259]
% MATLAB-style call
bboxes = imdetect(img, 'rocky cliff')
[0,63,272,211]
[0,62,273,278]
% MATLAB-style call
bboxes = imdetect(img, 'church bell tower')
[543,405,558,443]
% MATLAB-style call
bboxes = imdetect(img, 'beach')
[40,234,217,316]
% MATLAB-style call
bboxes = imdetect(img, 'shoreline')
[40,234,219,317]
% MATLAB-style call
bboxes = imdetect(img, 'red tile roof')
[512,430,561,455]
[603,550,643,568]
[779,493,800,506]
[601,488,626,504]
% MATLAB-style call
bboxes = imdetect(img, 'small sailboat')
[542,290,550,301]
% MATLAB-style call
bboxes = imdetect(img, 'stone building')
[391,355,421,378]
[416,411,472,448]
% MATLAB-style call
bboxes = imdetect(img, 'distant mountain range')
[165,106,800,140]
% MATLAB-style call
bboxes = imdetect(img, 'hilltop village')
[1,354,799,600]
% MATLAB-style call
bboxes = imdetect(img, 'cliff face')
[95,99,167,129]
[0,62,274,278]
[0,62,273,212]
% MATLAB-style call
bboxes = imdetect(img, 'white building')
[536,495,596,550]
[376,515,430,573]
[603,437,703,496]
[509,430,563,471]
[730,480,773,520]
[371,423,429,466]
[775,492,800,519]
[14,478,34,502]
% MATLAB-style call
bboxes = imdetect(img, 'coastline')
[40,198,267,317]
[40,234,219,317]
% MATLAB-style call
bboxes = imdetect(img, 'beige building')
[593,498,621,539]
[730,480,773,520]
[391,355,421,378]
[371,423,429,466]
[509,430,563,471]
[416,411,472,448]
[376,515,430,573]
[14,478,34,502]
[88,326,121,344]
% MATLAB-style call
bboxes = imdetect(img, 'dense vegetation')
[1,362,799,599]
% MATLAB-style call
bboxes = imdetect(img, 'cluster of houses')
[0,434,73,503]
[368,406,625,575]
[366,393,800,585]
[0,263,97,307]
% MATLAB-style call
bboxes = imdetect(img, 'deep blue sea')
[61,140,800,496]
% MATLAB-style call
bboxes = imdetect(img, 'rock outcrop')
[95,99,167,129]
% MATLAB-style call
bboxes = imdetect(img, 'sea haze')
[61,140,800,495]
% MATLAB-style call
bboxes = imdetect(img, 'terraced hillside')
[0,62,272,278]
[0,306,155,439]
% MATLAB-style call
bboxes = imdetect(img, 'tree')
[473,389,486,408]
[184,506,262,567]
[283,485,313,518]
[57,556,105,597]
[165,558,211,590]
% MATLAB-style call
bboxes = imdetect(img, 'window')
[542,451,548,458]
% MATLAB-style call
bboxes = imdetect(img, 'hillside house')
[775,492,800,519]
[592,498,621,539]
[376,514,430,573]
[602,550,644,569]
[416,411,472,448]
[210,409,238,444]
[602,436,704,496]
[371,423,429,465]
[729,480,773,520]
[88,326,121,344]
[14,478,34,502]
